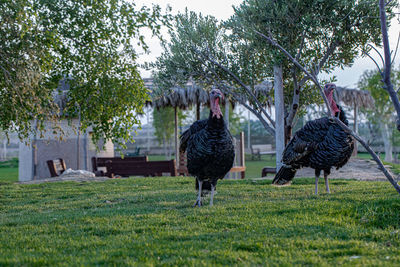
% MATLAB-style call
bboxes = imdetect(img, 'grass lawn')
[0,177,399,266]
[0,167,18,183]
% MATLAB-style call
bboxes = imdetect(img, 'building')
[18,119,114,181]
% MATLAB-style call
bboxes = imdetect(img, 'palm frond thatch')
[335,86,374,109]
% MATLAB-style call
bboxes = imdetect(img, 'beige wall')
[19,119,114,181]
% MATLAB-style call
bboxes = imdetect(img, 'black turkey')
[180,89,235,206]
[273,83,354,194]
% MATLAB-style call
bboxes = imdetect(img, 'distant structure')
[18,79,114,181]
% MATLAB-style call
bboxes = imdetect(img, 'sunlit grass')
[0,177,399,266]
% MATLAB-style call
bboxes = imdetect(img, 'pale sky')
[135,0,400,88]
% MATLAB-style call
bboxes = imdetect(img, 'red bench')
[105,160,177,178]
[91,157,177,177]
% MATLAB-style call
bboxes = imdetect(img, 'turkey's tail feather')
[272,166,297,185]
[179,129,190,153]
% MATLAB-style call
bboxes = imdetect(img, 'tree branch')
[192,47,276,128]
[379,0,400,132]
[362,50,383,74]
[196,55,276,136]
[255,30,333,116]
[367,44,385,67]
[391,32,400,66]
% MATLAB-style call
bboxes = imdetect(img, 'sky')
[135,0,400,88]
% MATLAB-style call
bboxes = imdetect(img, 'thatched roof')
[151,86,191,109]
[335,86,375,109]
[144,77,273,109]
[146,77,210,109]
[146,78,234,109]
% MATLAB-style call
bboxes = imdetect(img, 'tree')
[378,0,400,131]
[0,0,170,146]
[0,0,57,140]
[152,1,387,167]
[231,0,387,141]
[262,8,400,194]
[358,69,400,162]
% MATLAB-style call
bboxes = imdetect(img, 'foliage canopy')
[0,0,170,146]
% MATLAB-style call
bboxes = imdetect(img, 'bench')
[251,144,276,160]
[261,167,276,177]
[92,156,176,177]
[47,158,67,177]
[92,156,147,176]
[124,147,141,157]
[105,160,177,178]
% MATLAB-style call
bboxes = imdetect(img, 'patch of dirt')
[295,158,395,181]
[19,176,116,184]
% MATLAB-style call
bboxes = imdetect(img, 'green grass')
[0,158,18,168]
[0,167,18,183]
[245,154,276,178]
[0,158,18,184]
[0,177,399,266]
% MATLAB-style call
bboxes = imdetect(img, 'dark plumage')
[180,89,235,206]
[273,83,354,194]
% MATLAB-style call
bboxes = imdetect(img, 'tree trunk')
[285,70,301,144]
[274,65,285,169]
[379,0,400,131]
[380,121,393,162]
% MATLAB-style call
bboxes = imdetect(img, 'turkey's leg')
[194,179,203,207]
[324,171,330,193]
[209,184,215,207]
[315,175,319,195]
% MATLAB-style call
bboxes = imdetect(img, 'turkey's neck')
[336,106,349,126]
[208,110,225,129]
[210,97,222,119]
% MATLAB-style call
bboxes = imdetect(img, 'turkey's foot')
[193,199,202,207]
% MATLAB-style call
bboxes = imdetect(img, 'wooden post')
[274,65,285,170]
[32,119,38,180]
[225,101,230,178]
[352,100,358,156]
[77,107,81,170]
[174,107,179,169]
[225,100,229,129]
[196,102,200,120]
[247,110,251,151]
[240,132,245,179]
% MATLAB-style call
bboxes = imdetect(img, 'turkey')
[272,83,354,194]
[180,89,235,206]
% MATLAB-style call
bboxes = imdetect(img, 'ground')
[296,158,394,181]
[0,177,399,266]
[0,155,399,265]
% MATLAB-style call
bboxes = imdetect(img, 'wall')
[18,119,114,181]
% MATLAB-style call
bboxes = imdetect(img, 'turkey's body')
[180,110,234,206]
[273,106,354,193]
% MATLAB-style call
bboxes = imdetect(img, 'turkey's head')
[210,89,223,119]
[324,83,340,117]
